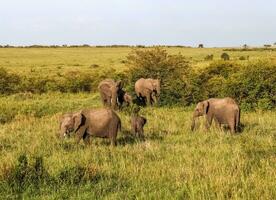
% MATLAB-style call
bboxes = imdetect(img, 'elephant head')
[59,112,85,138]
[123,93,133,105]
[191,101,209,131]
[149,79,160,104]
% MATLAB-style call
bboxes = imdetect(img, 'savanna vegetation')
[0,47,275,199]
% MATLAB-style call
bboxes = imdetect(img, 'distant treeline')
[0,44,191,48]
[223,48,276,52]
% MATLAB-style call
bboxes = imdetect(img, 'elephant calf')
[117,90,132,109]
[59,108,121,145]
[131,108,147,137]
[191,97,240,133]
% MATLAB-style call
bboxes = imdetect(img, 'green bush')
[0,68,21,94]
[125,48,276,110]
[2,154,100,196]
[204,54,213,61]
[187,60,276,110]
[221,53,230,61]
[224,61,276,110]
[126,48,190,105]
[239,56,247,60]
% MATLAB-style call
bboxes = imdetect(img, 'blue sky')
[1,0,275,47]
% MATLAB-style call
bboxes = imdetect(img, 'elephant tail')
[236,108,241,132]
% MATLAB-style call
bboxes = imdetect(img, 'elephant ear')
[73,113,85,132]
[145,81,154,91]
[203,101,209,114]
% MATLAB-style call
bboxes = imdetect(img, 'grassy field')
[1,47,276,76]
[0,47,275,199]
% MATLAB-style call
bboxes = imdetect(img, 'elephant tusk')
[63,133,67,137]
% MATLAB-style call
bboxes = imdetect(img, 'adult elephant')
[135,78,160,106]
[59,108,121,146]
[191,97,240,134]
[98,79,123,109]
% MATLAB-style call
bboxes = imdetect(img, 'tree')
[264,44,271,48]
[198,44,204,48]
[221,53,230,61]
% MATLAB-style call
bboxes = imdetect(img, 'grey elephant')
[135,78,160,106]
[59,108,121,145]
[98,79,123,109]
[191,97,240,133]
[131,107,147,137]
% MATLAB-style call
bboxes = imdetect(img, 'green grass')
[0,47,275,199]
[1,47,276,76]
[0,93,275,199]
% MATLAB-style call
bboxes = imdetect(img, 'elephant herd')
[59,78,241,145]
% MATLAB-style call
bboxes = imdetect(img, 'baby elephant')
[131,108,147,137]
[191,97,240,133]
[117,90,132,109]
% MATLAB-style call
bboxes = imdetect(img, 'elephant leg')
[205,115,213,131]
[229,121,236,134]
[110,136,117,146]
[139,128,144,138]
[214,118,222,131]
[83,132,91,145]
[146,93,151,106]
[75,126,87,144]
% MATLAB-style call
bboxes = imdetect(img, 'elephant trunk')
[191,114,197,131]
[111,90,118,110]
[59,127,67,139]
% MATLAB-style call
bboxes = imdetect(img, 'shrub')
[198,44,204,48]
[185,61,238,103]
[264,44,271,48]
[126,48,190,105]
[204,54,214,61]
[182,60,276,110]
[224,61,276,110]
[239,56,246,60]
[221,53,230,61]
[63,72,93,93]
[0,68,21,94]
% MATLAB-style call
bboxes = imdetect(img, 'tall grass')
[0,47,275,199]
[0,93,275,199]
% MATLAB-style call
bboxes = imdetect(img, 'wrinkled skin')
[117,90,132,109]
[135,78,160,106]
[191,97,240,134]
[131,113,147,137]
[98,79,123,110]
[60,108,121,145]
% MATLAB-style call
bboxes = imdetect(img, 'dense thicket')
[126,48,276,110]
[126,48,190,106]
[0,48,275,110]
